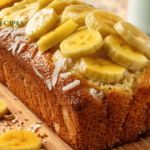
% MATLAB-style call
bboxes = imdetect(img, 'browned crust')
[0,32,150,149]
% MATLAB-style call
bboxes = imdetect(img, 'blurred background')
[81,0,129,20]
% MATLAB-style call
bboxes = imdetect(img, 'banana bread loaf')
[0,0,150,149]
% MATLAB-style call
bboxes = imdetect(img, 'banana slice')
[0,0,22,10]
[25,8,58,41]
[56,13,63,23]
[14,3,41,27]
[76,57,125,83]
[73,26,88,33]
[71,0,88,5]
[0,130,42,150]
[103,35,148,71]
[4,0,52,28]
[0,100,8,119]
[61,5,96,27]
[60,29,103,59]
[37,19,78,52]
[85,10,123,38]
[47,0,72,15]
[114,20,150,59]
[53,0,87,5]
[3,3,41,27]
[0,7,10,20]
[91,47,110,59]
[38,0,54,8]
[8,0,38,14]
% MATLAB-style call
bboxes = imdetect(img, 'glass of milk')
[128,0,150,36]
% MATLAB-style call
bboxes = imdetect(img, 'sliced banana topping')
[76,56,125,84]
[85,10,123,38]
[3,3,41,28]
[61,5,96,26]
[47,0,72,15]
[73,26,88,33]
[0,7,10,20]
[14,3,41,27]
[37,19,78,52]
[38,0,54,8]
[60,29,103,59]
[0,130,42,150]
[0,100,8,119]
[114,20,150,59]
[54,0,87,5]
[103,35,148,71]
[25,8,58,41]
[8,0,38,14]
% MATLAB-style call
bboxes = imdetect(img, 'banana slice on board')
[60,29,103,59]
[114,20,150,59]
[103,35,148,71]
[25,8,58,41]
[37,19,78,52]
[76,57,125,84]
[0,100,8,119]
[0,130,42,150]
[61,5,96,27]
[47,0,72,15]
[85,10,123,38]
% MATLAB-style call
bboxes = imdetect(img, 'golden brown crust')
[0,31,150,149]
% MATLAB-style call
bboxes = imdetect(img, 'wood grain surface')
[0,83,150,150]
[0,83,72,150]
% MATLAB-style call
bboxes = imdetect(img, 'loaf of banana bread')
[0,0,150,149]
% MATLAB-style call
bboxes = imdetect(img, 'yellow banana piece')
[3,0,53,27]
[8,0,38,14]
[53,0,87,5]
[56,13,63,23]
[0,0,22,10]
[61,4,96,26]
[3,3,41,27]
[25,8,58,41]
[0,130,42,150]
[70,0,87,5]
[103,35,148,71]
[38,0,54,8]
[85,10,123,38]
[13,3,41,27]
[0,100,8,119]
[76,56,125,84]
[60,29,103,59]
[91,47,110,60]
[51,22,60,31]
[73,26,88,33]
[0,8,10,20]
[47,0,72,15]
[114,20,150,59]
[37,19,78,52]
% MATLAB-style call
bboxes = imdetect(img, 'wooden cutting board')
[0,83,150,150]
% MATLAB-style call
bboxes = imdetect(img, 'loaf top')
[0,0,150,103]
